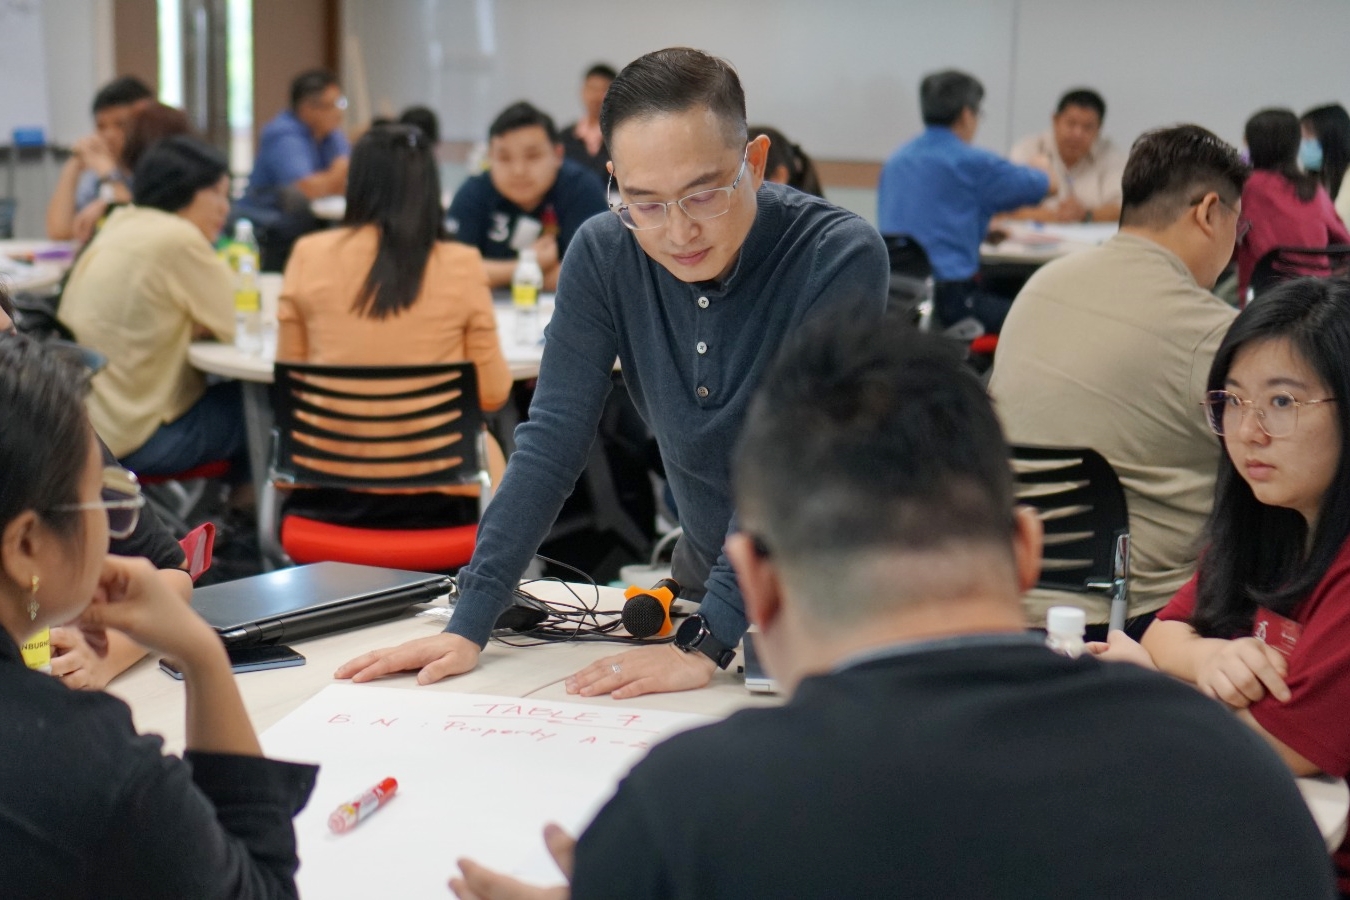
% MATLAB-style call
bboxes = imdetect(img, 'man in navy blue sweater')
[337,47,889,698]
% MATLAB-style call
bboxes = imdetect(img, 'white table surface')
[981,222,1118,266]
[310,195,346,221]
[107,581,777,756]
[107,577,1348,852]
[0,239,75,292]
[188,301,552,384]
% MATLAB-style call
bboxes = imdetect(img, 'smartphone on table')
[159,644,306,680]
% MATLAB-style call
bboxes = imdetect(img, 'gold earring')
[28,575,39,621]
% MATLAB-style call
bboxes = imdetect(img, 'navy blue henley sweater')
[448,183,889,646]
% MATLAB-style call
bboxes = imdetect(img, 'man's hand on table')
[566,642,716,699]
[450,822,574,900]
[334,632,481,685]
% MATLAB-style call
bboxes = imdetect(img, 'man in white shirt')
[1010,88,1126,224]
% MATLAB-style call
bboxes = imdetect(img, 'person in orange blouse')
[277,123,513,528]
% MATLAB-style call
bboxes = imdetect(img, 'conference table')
[980,221,1118,266]
[108,580,774,754]
[187,301,551,563]
[106,577,1349,881]
[0,239,75,293]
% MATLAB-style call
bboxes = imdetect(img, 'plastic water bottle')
[512,248,543,345]
[231,220,263,356]
[1045,606,1087,659]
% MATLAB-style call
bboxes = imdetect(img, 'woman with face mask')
[1236,109,1349,299]
[1300,104,1350,230]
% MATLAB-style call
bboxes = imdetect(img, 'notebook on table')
[191,562,452,647]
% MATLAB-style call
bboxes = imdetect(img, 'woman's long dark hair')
[1191,278,1350,637]
[750,125,825,198]
[0,330,92,543]
[342,123,443,320]
[1245,108,1318,203]
[1301,104,1350,202]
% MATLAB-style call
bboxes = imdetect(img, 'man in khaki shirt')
[1010,89,1127,224]
[990,124,1250,637]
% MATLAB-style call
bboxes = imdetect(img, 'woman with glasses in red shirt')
[1097,277,1350,892]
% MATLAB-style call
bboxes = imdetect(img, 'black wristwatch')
[674,614,736,669]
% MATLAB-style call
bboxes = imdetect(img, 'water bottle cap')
[518,248,537,263]
[234,219,254,240]
[1046,606,1086,636]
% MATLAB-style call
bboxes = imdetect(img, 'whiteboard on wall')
[0,0,51,139]
[345,0,1350,164]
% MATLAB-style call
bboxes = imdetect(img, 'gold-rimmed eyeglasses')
[608,149,749,231]
[1203,389,1336,438]
[48,466,145,539]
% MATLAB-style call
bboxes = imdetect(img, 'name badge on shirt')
[1252,607,1302,659]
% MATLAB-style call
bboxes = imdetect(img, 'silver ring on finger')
[611,662,622,676]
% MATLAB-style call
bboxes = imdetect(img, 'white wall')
[343,0,1350,161]
[41,0,115,146]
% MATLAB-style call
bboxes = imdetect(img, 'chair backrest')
[1010,445,1128,595]
[271,361,484,491]
[881,233,935,331]
[1249,244,1350,302]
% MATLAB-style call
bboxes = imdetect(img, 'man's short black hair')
[488,102,558,144]
[734,319,1015,579]
[585,63,617,82]
[1120,125,1250,229]
[920,70,984,127]
[132,135,229,213]
[600,48,746,151]
[1056,88,1106,122]
[290,69,339,109]
[91,76,153,114]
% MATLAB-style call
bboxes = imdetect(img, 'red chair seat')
[137,460,232,485]
[969,334,999,356]
[280,515,477,571]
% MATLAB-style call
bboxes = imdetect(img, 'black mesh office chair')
[1010,445,1131,632]
[1248,244,1350,304]
[262,361,491,571]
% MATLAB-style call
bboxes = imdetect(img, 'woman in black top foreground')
[0,335,315,898]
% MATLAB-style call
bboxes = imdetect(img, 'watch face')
[675,614,704,649]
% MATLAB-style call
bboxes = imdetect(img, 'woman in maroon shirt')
[1237,108,1350,300]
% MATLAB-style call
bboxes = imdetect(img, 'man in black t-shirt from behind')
[451,321,1334,900]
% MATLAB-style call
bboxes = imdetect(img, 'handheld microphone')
[621,578,680,638]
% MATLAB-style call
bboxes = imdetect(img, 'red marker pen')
[328,777,398,833]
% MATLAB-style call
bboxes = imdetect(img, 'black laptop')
[191,562,451,647]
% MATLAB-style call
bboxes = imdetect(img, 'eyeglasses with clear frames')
[609,149,749,231]
[48,466,145,539]
[1204,389,1336,438]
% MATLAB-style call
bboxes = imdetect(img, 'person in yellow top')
[276,123,513,528]
[58,136,239,479]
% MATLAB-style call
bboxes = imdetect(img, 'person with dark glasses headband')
[0,334,315,895]
[0,288,192,689]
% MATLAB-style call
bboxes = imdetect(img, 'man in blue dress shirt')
[878,70,1055,334]
[241,70,351,268]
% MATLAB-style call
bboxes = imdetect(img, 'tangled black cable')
[483,554,679,648]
